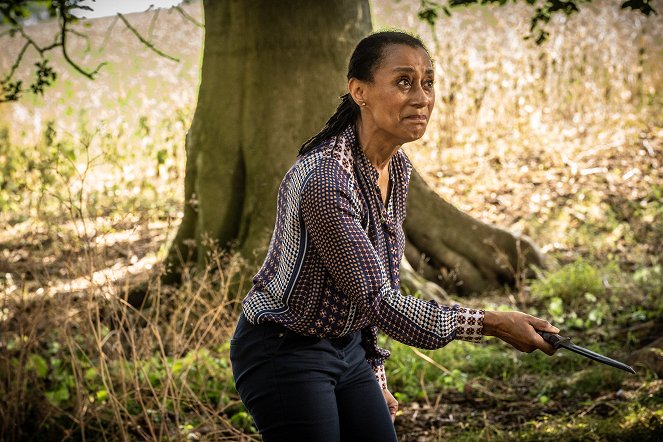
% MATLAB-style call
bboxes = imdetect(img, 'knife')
[537,331,636,374]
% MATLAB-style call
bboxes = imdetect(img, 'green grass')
[1,2,662,441]
[385,334,662,441]
[531,259,605,305]
[384,336,633,402]
[454,407,663,442]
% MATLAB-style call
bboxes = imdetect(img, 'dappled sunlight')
[43,252,159,298]
[1,252,157,303]
[0,214,176,309]
[0,0,661,440]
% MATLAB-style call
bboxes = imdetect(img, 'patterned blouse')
[241,124,485,390]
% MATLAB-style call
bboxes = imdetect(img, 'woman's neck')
[356,119,401,173]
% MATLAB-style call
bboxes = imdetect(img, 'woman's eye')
[424,79,434,88]
[397,78,411,87]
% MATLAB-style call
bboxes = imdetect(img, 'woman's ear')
[348,78,367,107]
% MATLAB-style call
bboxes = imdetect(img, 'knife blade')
[537,331,636,374]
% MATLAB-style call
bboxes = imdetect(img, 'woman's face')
[353,44,435,146]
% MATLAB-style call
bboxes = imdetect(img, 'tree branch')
[59,12,106,79]
[148,8,160,40]
[418,0,657,44]
[117,13,180,62]
[172,5,204,29]
[17,27,60,53]
[99,15,119,52]
[68,27,92,52]
[1,0,198,101]
[1,40,30,84]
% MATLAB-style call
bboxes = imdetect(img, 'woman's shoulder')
[282,148,349,195]
[297,126,357,178]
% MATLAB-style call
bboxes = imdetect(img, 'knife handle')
[537,330,571,349]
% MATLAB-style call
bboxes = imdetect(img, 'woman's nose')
[411,84,431,108]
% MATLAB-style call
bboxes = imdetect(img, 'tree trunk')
[404,170,546,295]
[159,0,546,301]
[162,0,372,284]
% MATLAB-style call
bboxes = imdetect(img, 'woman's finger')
[382,388,398,423]
[534,333,557,355]
[529,316,560,334]
[527,316,559,355]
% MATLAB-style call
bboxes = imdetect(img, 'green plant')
[0,254,252,441]
[633,265,662,296]
[531,259,605,304]
[566,365,625,398]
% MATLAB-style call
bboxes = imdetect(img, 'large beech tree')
[161,0,546,297]
[4,0,652,298]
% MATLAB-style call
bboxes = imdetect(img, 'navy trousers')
[229,314,398,442]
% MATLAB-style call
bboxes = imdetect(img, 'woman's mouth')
[404,115,427,123]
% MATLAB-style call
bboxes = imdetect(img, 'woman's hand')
[382,388,398,423]
[483,311,560,355]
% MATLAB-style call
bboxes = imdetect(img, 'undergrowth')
[0,1,661,441]
[0,258,256,441]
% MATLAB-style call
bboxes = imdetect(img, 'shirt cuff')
[372,364,388,390]
[455,306,485,343]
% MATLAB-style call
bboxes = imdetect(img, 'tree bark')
[404,171,546,295]
[162,0,372,284]
[160,0,546,300]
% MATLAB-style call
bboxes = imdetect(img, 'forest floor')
[1,123,661,441]
[1,1,662,440]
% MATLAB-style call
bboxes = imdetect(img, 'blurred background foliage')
[0,0,661,440]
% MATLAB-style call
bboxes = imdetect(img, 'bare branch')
[59,13,106,79]
[117,13,180,63]
[172,5,204,29]
[1,40,31,84]
[99,15,119,52]
[68,27,92,52]
[148,8,160,40]
[17,27,60,53]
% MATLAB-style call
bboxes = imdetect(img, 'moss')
[565,366,625,398]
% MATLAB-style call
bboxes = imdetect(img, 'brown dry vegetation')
[0,0,662,441]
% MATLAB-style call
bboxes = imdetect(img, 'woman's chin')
[384,125,429,145]
[403,127,428,143]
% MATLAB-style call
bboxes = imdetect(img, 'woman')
[230,31,559,442]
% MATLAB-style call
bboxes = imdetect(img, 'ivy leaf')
[96,389,108,402]
[1,80,23,102]
[29,59,57,96]
[46,384,70,406]
[26,353,48,378]
[84,367,98,381]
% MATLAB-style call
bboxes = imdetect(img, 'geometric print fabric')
[241,125,484,389]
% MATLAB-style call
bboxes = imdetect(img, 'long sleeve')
[300,157,484,353]
[362,325,390,390]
